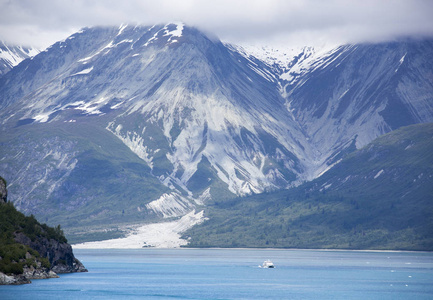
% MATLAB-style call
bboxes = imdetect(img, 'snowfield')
[73,210,205,249]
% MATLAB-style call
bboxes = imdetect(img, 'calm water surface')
[1,248,432,299]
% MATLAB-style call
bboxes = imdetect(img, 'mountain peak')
[0,41,40,77]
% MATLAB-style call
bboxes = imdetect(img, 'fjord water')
[1,249,432,299]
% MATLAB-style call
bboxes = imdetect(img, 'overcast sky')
[1,0,433,49]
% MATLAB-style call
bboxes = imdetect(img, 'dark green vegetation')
[0,178,59,275]
[184,123,433,250]
[0,176,86,281]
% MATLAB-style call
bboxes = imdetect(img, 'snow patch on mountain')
[71,66,93,76]
[195,188,211,205]
[77,41,116,63]
[163,22,184,43]
[78,39,132,64]
[0,41,40,76]
[0,43,39,66]
[107,123,155,168]
[232,44,307,70]
[144,22,184,46]
[229,42,339,84]
[117,24,128,36]
[146,192,194,218]
[374,169,384,179]
[66,97,107,115]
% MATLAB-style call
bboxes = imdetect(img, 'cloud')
[1,0,433,48]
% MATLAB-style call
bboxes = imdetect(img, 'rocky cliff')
[0,176,87,285]
[14,232,87,274]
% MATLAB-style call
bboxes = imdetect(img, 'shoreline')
[72,246,432,254]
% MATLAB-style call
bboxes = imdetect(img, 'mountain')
[184,123,433,250]
[283,40,433,177]
[0,176,87,285]
[0,23,310,239]
[0,41,39,77]
[0,23,432,243]
[233,39,433,178]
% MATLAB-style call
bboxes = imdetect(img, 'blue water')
[1,248,433,299]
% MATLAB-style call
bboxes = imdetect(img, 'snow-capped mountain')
[0,23,309,199]
[227,42,337,84]
[234,39,433,178]
[0,41,39,76]
[0,24,432,240]
[283,40,433,177]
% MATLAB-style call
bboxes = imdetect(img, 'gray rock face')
[0,264,59,285]
[23,265,59,280]
[14,232,87,274]
[0,272,30,285]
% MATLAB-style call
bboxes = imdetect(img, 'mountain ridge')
[0,41,39,77]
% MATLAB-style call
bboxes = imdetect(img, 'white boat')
[260,260,275,268]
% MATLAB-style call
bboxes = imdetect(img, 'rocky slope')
[0,177,87,285]
[282,40,433,178]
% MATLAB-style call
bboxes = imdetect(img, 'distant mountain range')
[0,23,432,248]
[0,41,39,77]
